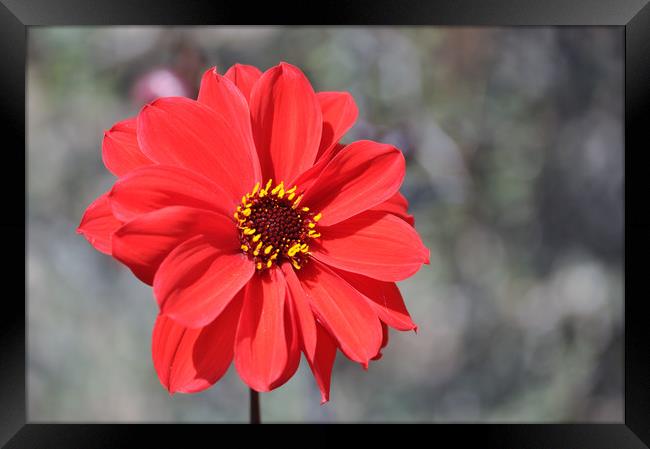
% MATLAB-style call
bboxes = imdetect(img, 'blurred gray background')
[27,26,623,423]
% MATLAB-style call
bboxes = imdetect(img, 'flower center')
[235,179,322,271]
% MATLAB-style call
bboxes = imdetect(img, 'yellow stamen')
[271,181,284,195]
[288,243,302,257]
[236,179,322,271]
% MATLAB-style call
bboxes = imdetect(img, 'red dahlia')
[78,62,429,403]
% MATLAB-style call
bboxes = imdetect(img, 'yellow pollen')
[236,180,322,272]
[313,213,322,222]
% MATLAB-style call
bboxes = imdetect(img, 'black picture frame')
[4,0,649,446]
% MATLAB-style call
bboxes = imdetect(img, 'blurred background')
[27,26,623,422]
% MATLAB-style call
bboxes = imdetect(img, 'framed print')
[3,0,650,446]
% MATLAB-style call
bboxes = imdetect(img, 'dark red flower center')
[235,179,321,271]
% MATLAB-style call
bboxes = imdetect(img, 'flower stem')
[250,389,261,424]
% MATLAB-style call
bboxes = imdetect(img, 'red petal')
[313,210,429,282]
[137,97,261,201]
[269,275,302,390]
[101,118,153,177]
[109,165,233,222]
[370,191,415,226]
[234,270,290,392]
[152,293,243,394]
[154,235,255,328]
[298,260,382,367]
[77,192,123,255]
[371,324,389,361]
[289,142,346,192]
[303,140,405,226]
[306,323,338,404]
[197,67,257,162]
[111,206,238,285]
[335,269,417,331]
[316,92,358,161]
[224,64,262,103]
[249,62,323,182]
[281,263,317,361]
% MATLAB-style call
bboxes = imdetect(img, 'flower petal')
[109,165,233,223]
[370,191,415,226]
[289,142,345,192]
[152,293,243,394]
[111,206,239,285]
[235,269,290,392]
[298,260,382,367]
[77,192,123,255]
[224,64,262,103]
[312,210,429,282]
[249,62,323,182]
[154,235,255,328]
[306,323,338,404]
[197,67,257,161]
[281,262,317,361]
[101,118,153,177]
[303,140,405,226]
[316,92,358,161]
[335,269,417,331]
[270,272,302,390]
[371,324,389,361]
[137,97,261,201]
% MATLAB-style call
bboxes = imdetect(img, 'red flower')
[78,62,429,403]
